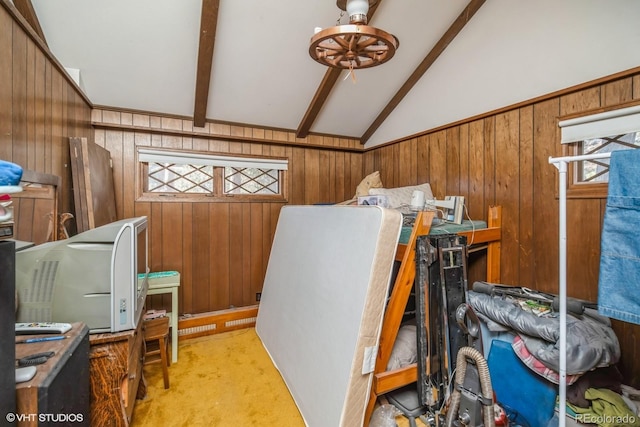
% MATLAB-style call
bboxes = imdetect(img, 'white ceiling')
[30,0,640,148]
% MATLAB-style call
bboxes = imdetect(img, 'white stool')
[146,271,180,363]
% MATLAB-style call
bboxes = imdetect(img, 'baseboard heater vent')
[178,306,259,340]
[225,317,256,328]
[178,323,217,337]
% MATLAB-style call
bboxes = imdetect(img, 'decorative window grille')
[137,148,287,200]
[224,167,279,195]
[148,163,214,193]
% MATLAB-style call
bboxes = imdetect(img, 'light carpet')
[132,328,304,426]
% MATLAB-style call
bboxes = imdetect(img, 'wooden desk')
[89,318,146,427]
[15,322,90,426]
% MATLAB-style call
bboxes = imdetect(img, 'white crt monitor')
[15,216,149,333]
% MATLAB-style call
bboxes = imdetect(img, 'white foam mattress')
[255,205,402,427]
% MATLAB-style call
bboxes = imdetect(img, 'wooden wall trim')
[92,104,362,144]
[0,0,92,107]
[92,121,364,153]
[12,0,47,46]
[557,98,640,123]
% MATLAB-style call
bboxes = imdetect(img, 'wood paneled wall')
[364,71,640,387]
[3,0,639,388]
[0,3,92,229]
[91,108,363,315]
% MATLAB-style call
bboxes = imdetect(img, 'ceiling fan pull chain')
[347,61,357,83]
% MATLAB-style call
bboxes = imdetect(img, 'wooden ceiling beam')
[193,0,220,128]
[360,0,486,144]
[296,68,342,138]
[13,0,48,47]
[296,1,381,138]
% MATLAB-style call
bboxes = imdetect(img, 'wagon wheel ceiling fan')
[309,0,399,70]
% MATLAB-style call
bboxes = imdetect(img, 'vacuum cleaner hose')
[445,346,495,427]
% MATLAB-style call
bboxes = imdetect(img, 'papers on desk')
[143,310,167,320]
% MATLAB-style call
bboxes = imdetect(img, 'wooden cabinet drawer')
[89,318,146,426]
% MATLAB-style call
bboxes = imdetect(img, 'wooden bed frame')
[364,205,502,425]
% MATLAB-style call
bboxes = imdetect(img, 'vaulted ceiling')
[20,0,640,148]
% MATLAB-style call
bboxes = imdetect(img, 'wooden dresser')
[88,318,146,427]
[15,322,90,426]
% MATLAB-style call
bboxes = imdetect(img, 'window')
[224,167,280,195]
[148,163,214,193]
[577,132,640,184]
[137,148,288,201]
[559,104,640,197]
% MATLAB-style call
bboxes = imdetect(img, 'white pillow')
[369,183,434,209]
[386,324,417,370]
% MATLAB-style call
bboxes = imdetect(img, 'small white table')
[146,271,180,363]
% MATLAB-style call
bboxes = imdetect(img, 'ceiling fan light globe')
[346,0,369,24]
